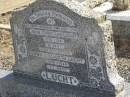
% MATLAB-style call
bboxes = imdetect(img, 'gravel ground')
[116,58,130,81]
[0,12,15,70]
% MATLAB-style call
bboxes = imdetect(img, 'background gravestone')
[10,0,124,95]
[112,21,130,58]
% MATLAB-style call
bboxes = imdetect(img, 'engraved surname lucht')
[41,71,79,86]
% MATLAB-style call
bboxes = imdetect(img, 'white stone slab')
[93,2,113,13]
[124,83,130,97]
[0,0,36,15]
[0,69,13,79]
[107,8,130,21]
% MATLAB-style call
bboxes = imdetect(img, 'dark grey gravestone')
[107,9,130,59]
[111,21,130,58]
[0,72,116,97]
[10,0,124,95]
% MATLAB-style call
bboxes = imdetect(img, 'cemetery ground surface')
[0,12,15,70]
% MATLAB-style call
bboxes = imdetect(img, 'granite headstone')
[10,0,124,94]
[112,21,130,58]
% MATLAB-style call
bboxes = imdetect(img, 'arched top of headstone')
[12,0,105,24]
[29,10,75,26]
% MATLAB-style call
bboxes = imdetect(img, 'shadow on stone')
[0,72,116,97]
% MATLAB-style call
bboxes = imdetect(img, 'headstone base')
[0,71,127,97]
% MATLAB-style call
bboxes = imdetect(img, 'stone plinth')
[0,71,125,97]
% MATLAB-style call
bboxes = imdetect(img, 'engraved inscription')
[25,9,89,87]
[46,65,70,72]
[46,60,70,67]
[30,29,79,39]
[43,37,64,43]
[46,18,56,25]
[26,24,79,32]
[29,10,75,26]
[39,48,72,56]
[17,40,27,58]
[28,11,86,86]
[45,43,65,49]
[14,24,28,59]
[89,56,97,65]
[29,51,85,64]
[41,71,79,86]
